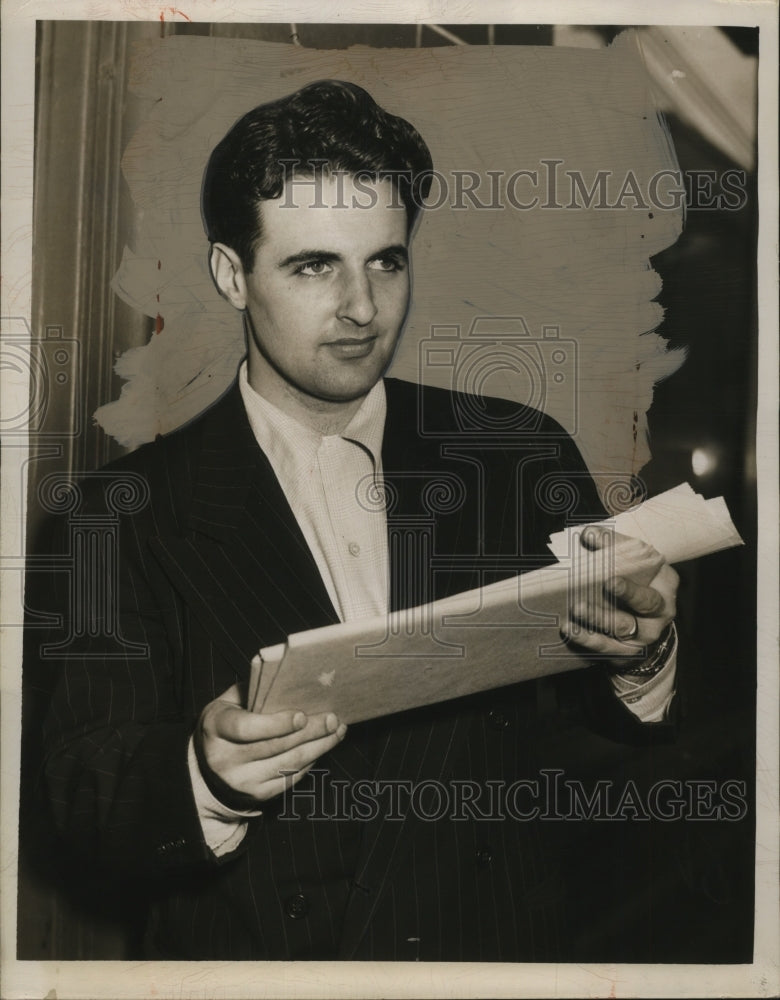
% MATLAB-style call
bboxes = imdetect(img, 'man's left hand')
[560,526,679,672]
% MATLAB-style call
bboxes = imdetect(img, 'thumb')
[579,525,613,551]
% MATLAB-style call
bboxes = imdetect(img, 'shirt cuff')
[610,631,678,723]
[187,735,262,858]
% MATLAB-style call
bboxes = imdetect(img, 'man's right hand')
[193,683,347,810]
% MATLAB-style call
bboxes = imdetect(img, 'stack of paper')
[249,484,743,723]
[547,482,744,564]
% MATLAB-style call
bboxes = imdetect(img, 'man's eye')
[295,260,332,276]
[368,257,405,272]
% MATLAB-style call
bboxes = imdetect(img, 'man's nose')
[336,268,378,327]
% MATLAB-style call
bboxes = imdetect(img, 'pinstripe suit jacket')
[36,377,662,961]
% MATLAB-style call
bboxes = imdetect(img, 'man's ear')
[209,243,248,310]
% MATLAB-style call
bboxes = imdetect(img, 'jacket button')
[476,846,494,866]
[285,893,310,920]
[488,709,511,731]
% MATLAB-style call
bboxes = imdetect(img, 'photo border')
[1,1,777,997]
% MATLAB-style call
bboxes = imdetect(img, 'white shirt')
[190,365,676,855]
[240,364,388,622]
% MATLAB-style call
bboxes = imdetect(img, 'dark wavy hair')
[201,80,433,272]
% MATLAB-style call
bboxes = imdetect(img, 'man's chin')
[307,366,390,406]
[311,381,382,406]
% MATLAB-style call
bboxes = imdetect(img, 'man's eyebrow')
[277,250,343,269]
[368,244,408,262]
[276,244,409,269]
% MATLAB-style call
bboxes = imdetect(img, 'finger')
[242,713,346,762]
[570,596,639,640]
[647,563,680,608]
[212,705,308,744]
[252,762,318,802]
[212,760,319,807]
[561,618,644,660]
[240,727,347,799]
[579,529,664,579]
[565,609,642,646]
[268,727,347,778]
[604,576,666,617]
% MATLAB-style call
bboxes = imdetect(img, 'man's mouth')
[326,336,378,359]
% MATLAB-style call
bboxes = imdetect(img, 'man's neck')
[246,367,371,436]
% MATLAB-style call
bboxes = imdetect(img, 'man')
[32,80,678,961]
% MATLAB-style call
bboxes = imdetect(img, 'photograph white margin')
[1,1,777,998]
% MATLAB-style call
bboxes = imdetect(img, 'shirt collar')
[238,360,386,470]
[339,375,386,467]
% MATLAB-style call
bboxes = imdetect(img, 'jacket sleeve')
[527,418,680,745]
[28,461,219,882]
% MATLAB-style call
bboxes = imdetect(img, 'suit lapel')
[149,387,339,683]
[382,378,479,608]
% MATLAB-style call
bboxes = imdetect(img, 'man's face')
[241,174,410,417]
